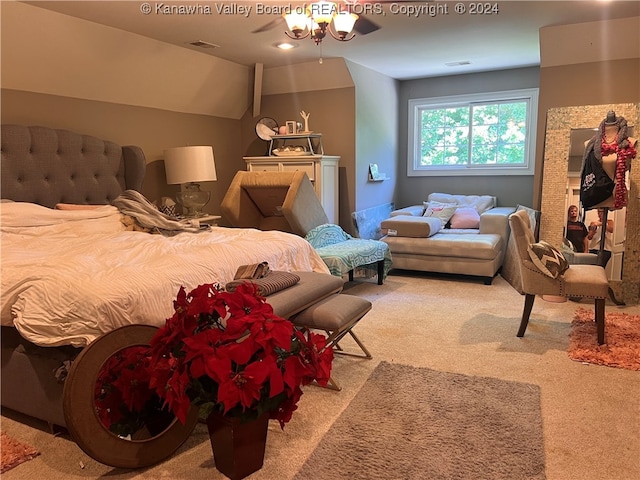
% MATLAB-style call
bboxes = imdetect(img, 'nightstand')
[176,215,221,226]
[193,215,221,226]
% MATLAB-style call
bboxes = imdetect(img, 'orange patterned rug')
[0,431,40,473]
[569,308,640,370]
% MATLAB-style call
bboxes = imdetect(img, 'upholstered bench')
[266,271,345,319]
[291,293,373,390]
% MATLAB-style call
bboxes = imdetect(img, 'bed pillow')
[449,207,481,229]
[422,201,457,225]
[527,241,569,279]
[381,216,441,238]
[55,203,104,210]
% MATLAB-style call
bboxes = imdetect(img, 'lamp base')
[176,183,211,218]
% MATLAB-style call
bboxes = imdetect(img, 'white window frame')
[407,88,538,177]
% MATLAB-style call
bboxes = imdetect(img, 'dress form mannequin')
[583,111,637,209]
[581,111,637,305]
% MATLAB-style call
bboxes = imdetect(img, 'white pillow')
[422,201,457,225]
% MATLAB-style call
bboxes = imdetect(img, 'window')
[408,89,538,176]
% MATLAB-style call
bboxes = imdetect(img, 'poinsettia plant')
[95,345,173,438]
[146,282,334,428]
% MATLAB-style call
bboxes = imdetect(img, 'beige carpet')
[1,272,639,479]
[294,361,545,480]
[569,307,640,370]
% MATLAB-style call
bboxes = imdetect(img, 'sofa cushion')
[381,216,441,238]
[449,207,481,229]
[427,193,496,214]
[382,233,503,261]
[266,272,344,318]
[527,241,569,279]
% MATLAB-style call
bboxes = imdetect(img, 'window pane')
[471,101,527,166]
[419,107,468,166]
[408,89,537,176]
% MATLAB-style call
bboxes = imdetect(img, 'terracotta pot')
[206,411,269,480]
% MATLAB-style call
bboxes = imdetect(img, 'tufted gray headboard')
[1,125,146,207]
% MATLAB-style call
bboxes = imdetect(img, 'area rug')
[569,308,640,370]
[294,361,545,480]
[1,431,40,473]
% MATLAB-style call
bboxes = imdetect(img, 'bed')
[0,125,333,429]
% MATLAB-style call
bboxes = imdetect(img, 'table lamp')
[164,146,217,218]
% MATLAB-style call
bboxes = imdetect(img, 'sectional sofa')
[380,193,516,284]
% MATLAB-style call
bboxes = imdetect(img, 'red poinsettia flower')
[101,281,333,432]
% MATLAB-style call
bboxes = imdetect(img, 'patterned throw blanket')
[112,190,205,235]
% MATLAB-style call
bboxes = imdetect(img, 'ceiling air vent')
[187,40,220,49]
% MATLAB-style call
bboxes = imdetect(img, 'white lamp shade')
[310,1,336,25]
[333,11,358,34]
[164,146,217,184]
[284,10,311,32]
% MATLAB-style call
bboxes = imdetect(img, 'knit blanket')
[112,190,205,235]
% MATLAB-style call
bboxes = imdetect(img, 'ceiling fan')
[251,1,417,38]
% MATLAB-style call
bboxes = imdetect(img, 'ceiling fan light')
[284,11,310,34]
[310,1,337,25]
[333,12,358,36]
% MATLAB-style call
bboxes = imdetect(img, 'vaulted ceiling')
[27,1,640,80]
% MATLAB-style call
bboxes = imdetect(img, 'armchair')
[508,210,609,344]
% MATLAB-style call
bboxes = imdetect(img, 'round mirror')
[94,344,175,440]
[63,325,199,469]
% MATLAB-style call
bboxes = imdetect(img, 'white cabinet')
[243,155,340,224]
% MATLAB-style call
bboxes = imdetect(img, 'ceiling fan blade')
[353,15,379,35]
[252,17,283,34]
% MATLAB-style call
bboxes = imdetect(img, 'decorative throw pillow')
[422,201,457,225]
[527,241,570,279]
[449,207,481,229]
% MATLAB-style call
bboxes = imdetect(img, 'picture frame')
[369,163,381,181]
[285,121,297,134]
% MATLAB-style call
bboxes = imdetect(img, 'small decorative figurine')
[300,110,311,133]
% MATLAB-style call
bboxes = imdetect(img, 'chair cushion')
[562,265,609,298]
[527,241,570,279]
[314,239,390,277]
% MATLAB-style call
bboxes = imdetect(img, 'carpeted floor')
[569,307,640,370]
[1,431,40,473]
[1,273,639,479]
[294,361,545,480]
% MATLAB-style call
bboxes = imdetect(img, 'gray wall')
[1,89,242,215]
[346,61,399,213]
[396,67,540,209]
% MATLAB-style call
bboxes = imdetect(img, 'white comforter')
[1,202,329,347]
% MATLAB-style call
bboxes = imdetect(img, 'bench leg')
[377,260,385,285]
